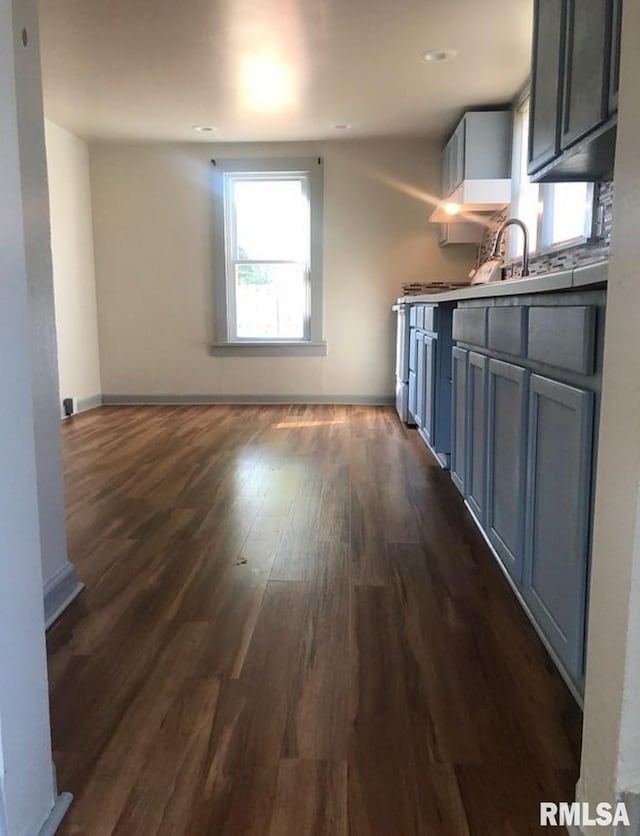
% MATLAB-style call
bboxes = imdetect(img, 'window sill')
[209,341,327,357]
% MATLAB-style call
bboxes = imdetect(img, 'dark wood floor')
[47,405,581,835]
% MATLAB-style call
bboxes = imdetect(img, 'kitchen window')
[509,98,594,261]
[211,157,325,355]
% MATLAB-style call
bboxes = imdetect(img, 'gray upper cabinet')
[441,111,511,200]
[609,0,622,112]
[441,137,453,197]
[486,360,528,582]
[442,130,463,198]
[467,352,488,525]
[529,0,566,173]
[528,0,619,181]
[523,375,594,679]
[450,119,466,195]
[561,0,613,150]
[451,347,468,495]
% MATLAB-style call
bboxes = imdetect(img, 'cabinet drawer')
[527,306,596,374]
[423,306,438,333]
[453,307,487,347]
[488,307,527,357]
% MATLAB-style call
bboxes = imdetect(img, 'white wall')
[577,1,640,831]
[11,12,80,614]
[0,0,59,832]
[45,119,102,407]
[90,138,476,399]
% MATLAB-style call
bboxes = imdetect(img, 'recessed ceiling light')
[422,48,457,63]
[334,123,352,130]
[192,125,217,133]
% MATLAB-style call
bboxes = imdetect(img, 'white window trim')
[507,94,595,263]
[210,157,326,356]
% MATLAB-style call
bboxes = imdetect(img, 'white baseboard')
[102,393,395,406]
[36,792,73,836]
[76,393,103,413]
[43,562,84,629]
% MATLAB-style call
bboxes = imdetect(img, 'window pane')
[235,263,306,339]
[233,178,309,261]
[550,182,591,245]
[512,100,539,257]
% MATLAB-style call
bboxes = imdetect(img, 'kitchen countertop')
[397,259,608,305]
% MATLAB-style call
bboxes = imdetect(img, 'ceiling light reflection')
[241,54,295,112]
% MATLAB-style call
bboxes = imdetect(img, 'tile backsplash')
[478,181,613,277]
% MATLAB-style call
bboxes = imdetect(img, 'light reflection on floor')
[272,419,346,429]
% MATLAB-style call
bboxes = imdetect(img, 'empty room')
[2,0,640,834]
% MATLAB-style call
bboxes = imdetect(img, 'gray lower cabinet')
[467,352,488,525]
[408,370,417,422]
[415,335,425,429]
[450,293,604,693]
[422,334,437,444]
[523,375,594,679]
[409,326,417,373]
[486,359,528,583]
[451,347,468,494]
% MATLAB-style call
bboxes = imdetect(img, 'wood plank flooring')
[48,405,582,835]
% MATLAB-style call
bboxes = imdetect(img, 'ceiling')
[37,0,533,143]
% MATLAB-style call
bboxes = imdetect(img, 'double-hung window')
[509,97,595,261]
[211,158,325,356]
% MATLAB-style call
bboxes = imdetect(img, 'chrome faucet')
[491,218,530,277]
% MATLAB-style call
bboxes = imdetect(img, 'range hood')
[429,178,512,223]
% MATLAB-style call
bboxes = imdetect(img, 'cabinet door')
[441,139,452,198]
[409,327,418,372]
[609,0,622,113]
[451,347,468,495]
[561,0,612,150]
[523,376,593,680]
[486,360,528,582]
[452,119,466,193]
[529,0,566,173]
[422,334,437,444]
[415,335,425,429]
[467,352,488,525]
[408,370,417,423]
